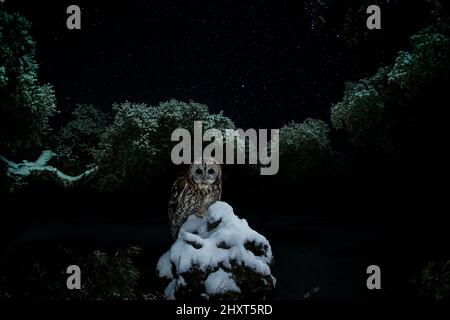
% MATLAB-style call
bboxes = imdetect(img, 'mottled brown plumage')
[168,160,222,239]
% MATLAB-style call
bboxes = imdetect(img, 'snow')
[164,279,177,300]
[157,201,275,299]
[204,268,240,295]
[0,150,97,189]
[156,251,173,279]
[34,150,56,167]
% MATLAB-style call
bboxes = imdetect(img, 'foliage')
[55,104,110,175]
[388,23,450,93]
[0,245,158,300]
[418,260,450,300]
[0,11,56,157]
[279,118,331,184]
[95,99,235,191]
[71,246,141,300]
[331,67,392,154]
[307,0,448,47]
[331,23,450,158]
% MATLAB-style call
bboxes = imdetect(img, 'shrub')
[331,22,450,159]
[279,118,331,185]
[331,67,392,154]
[95,99,235,191]
[0,246,152,300]
[0,11,56,157]
[55,104,110,175]
[418,260,450,301]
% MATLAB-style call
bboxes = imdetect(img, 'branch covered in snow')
[0,150,97,191]
[157,201,276,300]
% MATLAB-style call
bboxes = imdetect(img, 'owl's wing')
[215,181,222,201]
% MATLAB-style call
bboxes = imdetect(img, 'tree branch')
[0,150,97,191]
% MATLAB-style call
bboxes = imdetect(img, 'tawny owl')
[168,159,222,239]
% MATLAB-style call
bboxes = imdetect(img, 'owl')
[168,159,222,239]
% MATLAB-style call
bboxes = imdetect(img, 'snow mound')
[157,201,276,300]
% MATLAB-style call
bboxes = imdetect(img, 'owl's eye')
[195,168,203,175]
[208,168,214,175]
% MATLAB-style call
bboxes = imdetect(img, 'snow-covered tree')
[55,104,110,175]
[0,11,56,157]
[95,99,235,191]
[331,22,450,160]
[279,118,331,185]
[331,67,392,154]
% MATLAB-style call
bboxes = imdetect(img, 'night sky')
[4,0,433,128]
[1,2,448,302]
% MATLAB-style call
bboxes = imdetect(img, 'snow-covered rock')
[157,201,276,300]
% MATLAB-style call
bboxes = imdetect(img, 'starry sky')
[4,0,433,128]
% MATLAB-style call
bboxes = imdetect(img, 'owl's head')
[190,158,221,185]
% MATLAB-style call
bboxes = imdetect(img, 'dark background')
[4,0,434,128]
[1,0,448,300]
